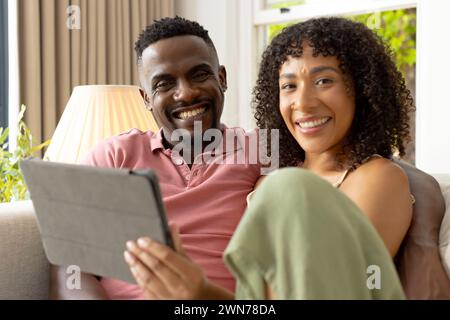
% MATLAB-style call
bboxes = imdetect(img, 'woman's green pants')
[224,168,405,299]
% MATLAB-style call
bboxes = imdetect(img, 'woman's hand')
[124,224,210,300]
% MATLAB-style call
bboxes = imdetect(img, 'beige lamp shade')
[44,85,159,164]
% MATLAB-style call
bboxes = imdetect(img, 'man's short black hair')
[135,16,217,63]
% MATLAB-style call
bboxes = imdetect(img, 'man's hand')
[124,224,211,300]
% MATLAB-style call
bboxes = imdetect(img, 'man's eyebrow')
[150,63,214,84]
[189,63,214,73]
[150,73,173,85]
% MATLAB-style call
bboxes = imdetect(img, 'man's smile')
[171,101,211,121]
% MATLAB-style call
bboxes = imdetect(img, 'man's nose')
[173,80,200,102]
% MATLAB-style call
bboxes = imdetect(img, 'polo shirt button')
[174,158,184,166]
[185,175,190,181]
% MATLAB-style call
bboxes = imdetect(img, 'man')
[50,16,261,299]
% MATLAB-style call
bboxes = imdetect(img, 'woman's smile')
[295,116,332,134]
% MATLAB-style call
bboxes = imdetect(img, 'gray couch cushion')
[435,175,450,279]
[0,200,49,299]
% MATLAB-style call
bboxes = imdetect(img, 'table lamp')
[44,85,159,163]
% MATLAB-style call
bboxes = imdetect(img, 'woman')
[225,18,413,298]
[125,17,414,299]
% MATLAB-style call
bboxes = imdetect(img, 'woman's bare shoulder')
[343,157,411,209]
[350,157,409,188]
[344,157,412,256]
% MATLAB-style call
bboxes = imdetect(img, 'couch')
[1,174,449,300]
[436,174,450,278]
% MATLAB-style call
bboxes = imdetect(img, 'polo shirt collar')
[149,128,165,152]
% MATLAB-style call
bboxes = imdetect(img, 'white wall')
[174,0,256,130]
[416,0,450,174]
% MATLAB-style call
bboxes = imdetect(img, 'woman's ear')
[139,88,152,111]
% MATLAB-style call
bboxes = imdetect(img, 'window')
[0,0,8,130]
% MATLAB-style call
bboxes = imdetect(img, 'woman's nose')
[291,85,316,112]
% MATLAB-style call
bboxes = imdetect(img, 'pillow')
[438,179,450,278]
[394,160,450,299]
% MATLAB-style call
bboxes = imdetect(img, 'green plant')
[268,9,416,76]
[0,105,51,202]
[350,9,416,75]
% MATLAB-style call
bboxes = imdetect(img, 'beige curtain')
[18,0,174,144]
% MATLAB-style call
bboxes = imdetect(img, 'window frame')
[252,0,418,58]
[254,0,418,26]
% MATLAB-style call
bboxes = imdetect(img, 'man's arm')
[49,265,109,300]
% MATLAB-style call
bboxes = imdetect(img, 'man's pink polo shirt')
[82,126,261,299]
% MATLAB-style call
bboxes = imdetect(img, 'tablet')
[19,158,173,284]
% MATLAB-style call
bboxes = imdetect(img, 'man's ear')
[218,65,227,93]
[139,88,152,111]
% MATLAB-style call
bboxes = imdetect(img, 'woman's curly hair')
[254,17,415,168]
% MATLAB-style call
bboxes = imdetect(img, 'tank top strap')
[333,168,351,188]
[360,153,383,164]
[334,154,383,189]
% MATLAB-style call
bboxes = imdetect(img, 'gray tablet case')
[19,158,173,284]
